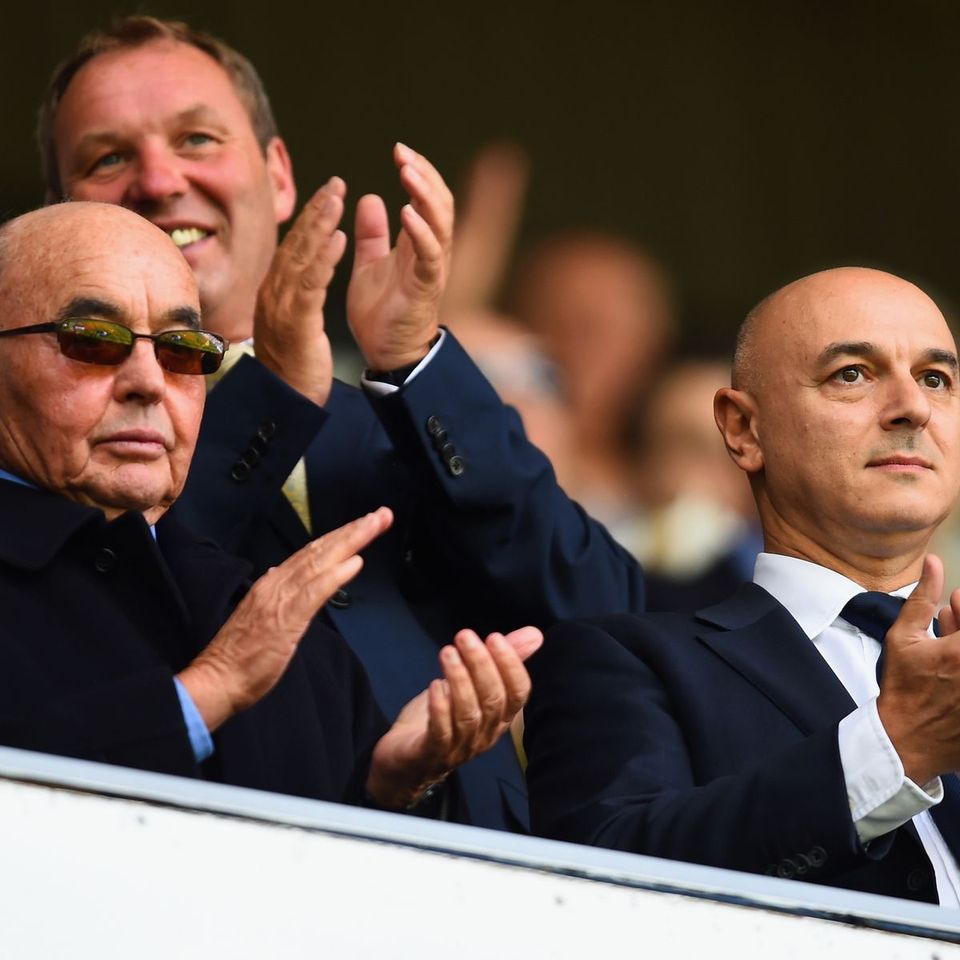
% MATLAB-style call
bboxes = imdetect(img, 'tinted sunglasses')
[0,318,228,375]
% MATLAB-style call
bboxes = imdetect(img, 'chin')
[855,502,947,537]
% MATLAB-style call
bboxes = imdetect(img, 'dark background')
[3,0,958,349]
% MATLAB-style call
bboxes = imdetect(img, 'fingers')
[353,194,391,269]
[439,636,486,748]
[274,506,393,614]
[433,628,534,758]
[395,142,454,221]
[937,584,960,636]
[395,142,453,266]
[892,554,944,644]
[500,625,544,662]
[485,632,533,718]
[272,178,347,284]
[399,205,445,285]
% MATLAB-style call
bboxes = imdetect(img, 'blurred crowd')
[419,141,764,612]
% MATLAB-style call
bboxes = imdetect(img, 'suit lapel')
[269,492,312,554]
[156,514,254,654]
[695,582,856,735]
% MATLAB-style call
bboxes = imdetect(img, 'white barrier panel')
[0,746,957,958]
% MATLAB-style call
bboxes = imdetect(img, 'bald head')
[732,268,945,393]
[0,202,196,309]
[0,201,205,523]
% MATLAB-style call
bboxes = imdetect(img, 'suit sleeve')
[524,619,869,882]
[177,355,329,553]
[366,332,645,626]
[0,668,200,776]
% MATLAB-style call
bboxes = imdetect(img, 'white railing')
[0,745,957,958]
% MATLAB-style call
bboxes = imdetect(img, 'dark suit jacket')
[177,332,644,831]
[0,480,385,804]
[525,582,941,904]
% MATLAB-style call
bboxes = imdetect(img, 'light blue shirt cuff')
[173,677,214,763]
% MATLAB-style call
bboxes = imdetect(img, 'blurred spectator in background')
[450,309,575,490]
[626,358,762,611]
[510,232,674,527]
[441,143,576,487]
[443,142,530,320]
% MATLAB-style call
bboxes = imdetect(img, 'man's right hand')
[177,506,393,732]
[877,554,960,785]
[254,177,348,406]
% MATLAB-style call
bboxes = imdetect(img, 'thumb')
[353,194,391,270]
[892,554,943,645]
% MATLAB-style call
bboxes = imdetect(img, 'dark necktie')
[840,592,960,859]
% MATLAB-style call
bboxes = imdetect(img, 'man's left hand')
[366,626,543,810]
[348,143,453,372]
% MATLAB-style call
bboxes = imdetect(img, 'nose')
[124,141,188,208]
[880,370,932,431]
[112,339,167,405]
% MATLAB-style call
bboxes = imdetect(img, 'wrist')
[177,658,241,734]
[364,333,441,381]
[365,757,451,811]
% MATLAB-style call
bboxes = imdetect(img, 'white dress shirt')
[753,552,960,906]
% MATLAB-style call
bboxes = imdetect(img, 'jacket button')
[431,428,449,447]
[256,420,277,441]
[425,416,444,437]
[439,442,457,460]
[807,846,827,868]
[93,547,116,573]
[243,446,261,467]
[906,867,931,892]
[230,461,251,482]
[447,455,465,477]
[329,588,351,609]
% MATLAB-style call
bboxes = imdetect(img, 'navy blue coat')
[0,480,385,803]
[177,332,645,830]
[525,583,941,903]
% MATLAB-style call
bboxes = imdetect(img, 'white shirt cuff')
[360,329,447,397]
[838,698,941,843]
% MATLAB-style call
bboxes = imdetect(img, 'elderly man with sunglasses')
[0,200,541,811]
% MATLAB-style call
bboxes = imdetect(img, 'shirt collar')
[0,467,34,489]
[752,552,916,640]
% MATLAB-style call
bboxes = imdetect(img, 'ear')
[714,387,764,474]
[264,136,297,224]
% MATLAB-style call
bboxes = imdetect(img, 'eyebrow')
[70,105,227,154]
[175,104,227,128]
[817,340,958,372]
[166,306,201,330]
[58,297,121,321]
[58,297,201,330]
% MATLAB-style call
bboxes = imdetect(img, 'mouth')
[168,226,212,251]
[151,222,214,252]
[866,455,933,472]
[97,429,171,458]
